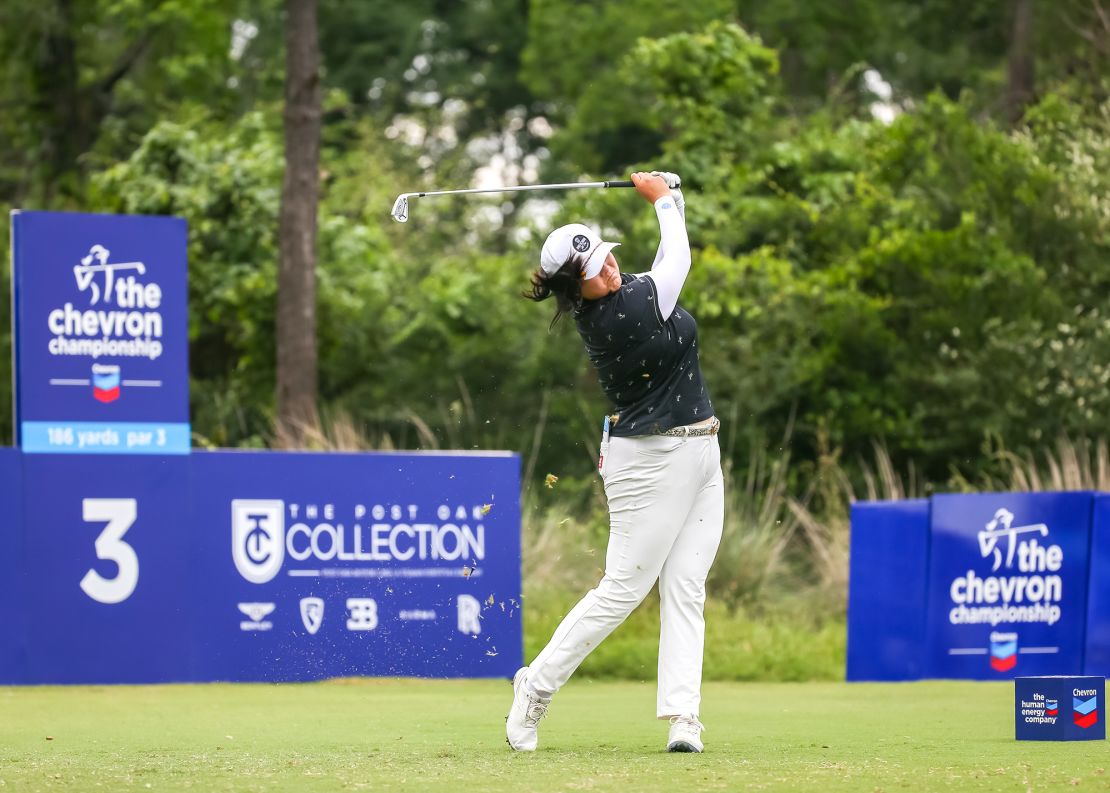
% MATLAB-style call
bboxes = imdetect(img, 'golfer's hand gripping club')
[650,170,685,216]
[630,172,673,204]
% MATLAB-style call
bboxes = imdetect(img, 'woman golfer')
[507,171,723,753]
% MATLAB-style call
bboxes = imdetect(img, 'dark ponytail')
[523,259,583,328]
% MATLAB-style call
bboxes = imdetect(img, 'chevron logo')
[990,633,1018,673]
[1074,695,1098,729]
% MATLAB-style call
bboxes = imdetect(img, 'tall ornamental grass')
[274,411,1106,679]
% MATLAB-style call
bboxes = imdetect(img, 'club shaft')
[408,181,634,198]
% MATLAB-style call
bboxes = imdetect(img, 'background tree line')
[0,0,1107,492]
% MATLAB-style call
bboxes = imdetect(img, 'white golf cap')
[540,223,620,280]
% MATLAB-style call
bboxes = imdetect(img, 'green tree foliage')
[0,0,242,204]
[520,0,734,173]
[86,113,592,456]
[593,22,1109,478]
[735,0,1106,113]
[92,115,284,445]
[1,4,1107,489]
[322,0,532,138]
[626,21,781,185]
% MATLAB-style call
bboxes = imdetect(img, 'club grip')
[603,180,635,188]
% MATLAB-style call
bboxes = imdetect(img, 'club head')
[390,194,411,223]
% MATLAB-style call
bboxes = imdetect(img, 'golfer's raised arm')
[647,171,685,272]
[631,172,691,321]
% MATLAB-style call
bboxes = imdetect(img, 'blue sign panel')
[847,499,930,681]
[16,455,193,684]
[1084,495,1110,675]
[0,450,24,680]
[1016,676,1105,741]
[188,450,523,681]
[926,492,1093,679]
[11,210,189,453]
[0,450,523,684]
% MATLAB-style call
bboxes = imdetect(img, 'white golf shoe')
[505,666,550,751]
[667,715,705,753]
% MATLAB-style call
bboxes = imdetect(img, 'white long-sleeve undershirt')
[644,194,691,321]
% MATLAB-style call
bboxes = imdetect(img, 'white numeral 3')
[80,499,139,604]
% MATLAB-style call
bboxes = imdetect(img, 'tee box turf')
[1015,676,1105,741]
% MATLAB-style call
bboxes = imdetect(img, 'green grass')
[2,680,1106,791]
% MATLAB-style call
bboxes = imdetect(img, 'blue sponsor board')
[0,450,24,679]
[15,455,193,684]
[926,492,1093,679]
[1015,676,1105,741]
[1085,495,1110,676]
[188,450,522,681]
[11,211,189,453]
[847,499,930,681]
[0,450,522,684]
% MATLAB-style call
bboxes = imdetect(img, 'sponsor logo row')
[237,594,484,635]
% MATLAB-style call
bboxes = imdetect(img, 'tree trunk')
[30,0,83,200]
[1006,0,1036,124]
[276,0,322,445]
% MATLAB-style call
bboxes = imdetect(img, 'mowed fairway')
[2,679,1106,791]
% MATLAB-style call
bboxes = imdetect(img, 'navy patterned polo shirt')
[574,273,713,437]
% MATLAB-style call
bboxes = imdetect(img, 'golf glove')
[651,171,684,218]
[651,171,681,188]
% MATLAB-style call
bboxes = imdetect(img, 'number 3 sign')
[80,498,139,604]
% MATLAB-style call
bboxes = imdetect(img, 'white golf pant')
[528,431,724,718]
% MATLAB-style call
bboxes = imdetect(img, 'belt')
[658,417,720,437]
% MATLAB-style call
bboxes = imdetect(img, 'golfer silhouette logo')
[977,508,1049,572]
[73,244,146,306]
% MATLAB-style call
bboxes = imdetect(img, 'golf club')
[390,180,635,223]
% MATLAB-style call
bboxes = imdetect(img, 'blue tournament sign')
[846,499,930,681]
[1084,494,1110,675]
[0,450,523,684]
[0,449,25,680]
[925,492,1093,679]
[10,210,189,454]
[13,454,193,684]
[187,450,523,681]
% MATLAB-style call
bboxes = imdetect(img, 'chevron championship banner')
[849,491,1105,681]
[925,492,1092,679]
[10,210,189,453]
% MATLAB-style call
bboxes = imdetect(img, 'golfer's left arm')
[631,176,689,322]
[647,172,685,272]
